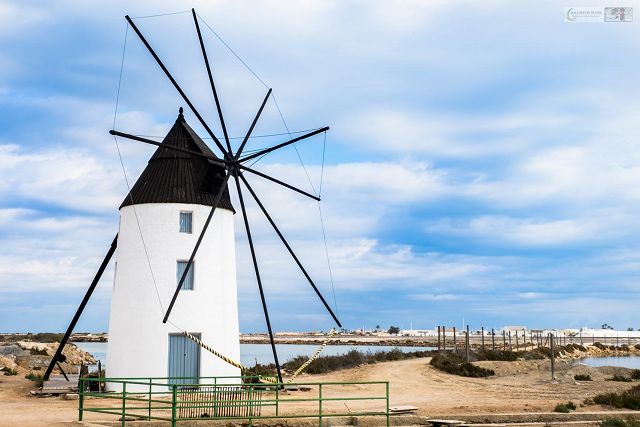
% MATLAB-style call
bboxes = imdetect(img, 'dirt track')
[1,357,638,426]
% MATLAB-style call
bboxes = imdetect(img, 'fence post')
[502,330,506,349]
[492,328,495,351]
[319,383,323,427]
[148,378,152,420]
[465,325,470,363]
[550,333,556,380]
[386,382,390,427]
[442,326,446,351]
[437,326,441,351]
[481,327,485,350]
[453,327,457,353]
[515,330,519,351]
[276,383,280,416]
[508,331,512,351]
[171,384,177,427]
[78,378,84,421]
[121,382,127,427]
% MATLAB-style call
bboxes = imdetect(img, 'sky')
[1,0,640,333]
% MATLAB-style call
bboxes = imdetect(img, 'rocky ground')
[0,341,96,377]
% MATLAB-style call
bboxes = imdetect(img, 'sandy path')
[1,357,636,425]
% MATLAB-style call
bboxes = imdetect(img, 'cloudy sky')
[1,0,639,333]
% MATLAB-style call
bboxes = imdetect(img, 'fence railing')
[78,375,389,427]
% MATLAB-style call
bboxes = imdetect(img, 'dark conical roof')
[120,110,234,212]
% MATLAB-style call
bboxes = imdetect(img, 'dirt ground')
[1,357,638,426]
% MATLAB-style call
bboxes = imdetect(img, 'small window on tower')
[177,260,194,290]
[179,211,193,234]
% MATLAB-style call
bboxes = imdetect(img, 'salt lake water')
[578,356,640,369]
[73,342,433,367]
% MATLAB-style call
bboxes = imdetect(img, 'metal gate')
[168,333,201,386]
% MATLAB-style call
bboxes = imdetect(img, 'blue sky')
[1,1,640,333]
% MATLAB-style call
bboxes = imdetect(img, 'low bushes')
[429,353,495,378]
[284,348,433,375]
[600,418,640,427]
[1,367,18,376]
[245,348,435,377]
[25,372,44,387]
[476,349,517,361]
[631,370,640,380]
[593,385,640,410]
[575,374,592,381]
[554,401,577,413]
[29,348,49,356]
[608,375,633,382]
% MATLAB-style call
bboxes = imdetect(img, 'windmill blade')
[109,130,230,168]
[239,164,320,201]
[191,8,232,155]
[43,235,118,381]
[239,127,329,163]
[163,171,232,323]
[125,15,231,160]
[239,173,341,327]
[235,88,272,160]
[233,171,283,383]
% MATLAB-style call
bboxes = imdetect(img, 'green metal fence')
[79,375,390,426]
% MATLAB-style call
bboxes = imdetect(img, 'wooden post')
[437,326,441,351]
[515,330,519,351]
[465,325,470,362]
[453,326,457,353]
[502,330,506,349]
[550,333,555,380]
[508,331,512,351]
[442,326,446,351]
[481,327,485,350]
[492,328,496,351]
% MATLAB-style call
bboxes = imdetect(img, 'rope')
[131,11,190,20]
[287,329,336,382]
[112,21,165,315]
[319,131,327,197]
[180,330,277,384]
[180,328,335,384]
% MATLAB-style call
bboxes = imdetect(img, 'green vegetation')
[631,370,640,380]
[593,385,640,410]
[429,353,495,378]
[2,367,18,376]
[476,349,518,361]
[25,372,44,387]
[244,348,434,377]
[554,401,577,413]
[29,347,49,356]
[574,374,592,381]
[600,418,640,427]
[608,375,633,382]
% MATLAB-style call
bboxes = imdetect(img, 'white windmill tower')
[105,108,241,388]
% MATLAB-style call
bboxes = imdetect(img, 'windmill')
[43,9,341,386]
